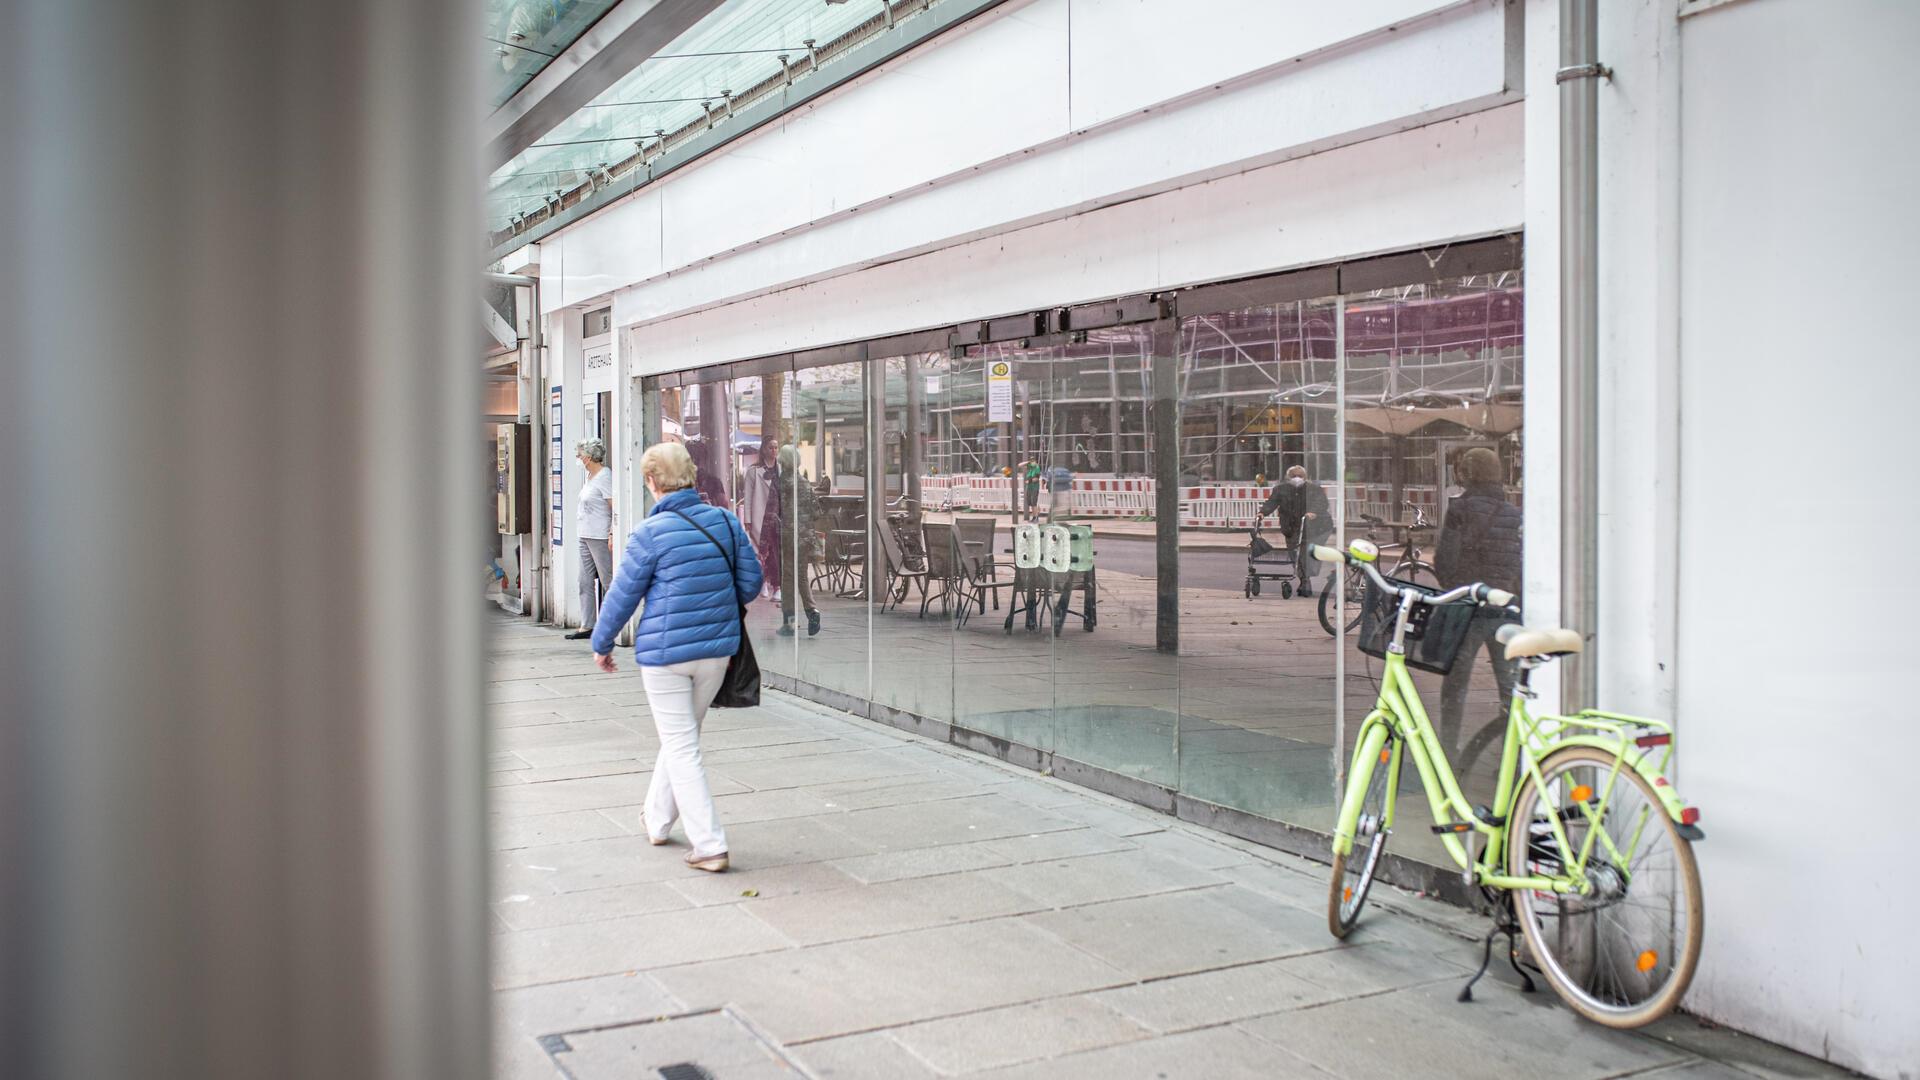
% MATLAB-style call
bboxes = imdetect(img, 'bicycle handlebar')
[1308,543,1514,610]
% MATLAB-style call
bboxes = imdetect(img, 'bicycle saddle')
[1496,624,1583,660]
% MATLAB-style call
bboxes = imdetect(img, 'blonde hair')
[640,441,698,492]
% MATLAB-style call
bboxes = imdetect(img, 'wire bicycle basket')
[1354,572,1477,675]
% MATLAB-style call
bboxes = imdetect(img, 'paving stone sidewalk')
[488,612,1853,1080]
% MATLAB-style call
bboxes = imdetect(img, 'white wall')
[1671,2,1920,1074]
[624,105,1522,371]
[535,0,1519,328]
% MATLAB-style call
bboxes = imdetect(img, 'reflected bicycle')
[1317,538,1704,1029]
[1318,501,1438,636]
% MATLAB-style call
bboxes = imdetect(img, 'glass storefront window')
[632,254,1523,878]
[1339,272,1525,868]
[1175,299,1341,823]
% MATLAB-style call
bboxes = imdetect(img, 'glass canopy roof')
[486,0,624,108]
[487,0,933,238]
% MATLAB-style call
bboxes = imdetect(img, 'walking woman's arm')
[591,524,658,657]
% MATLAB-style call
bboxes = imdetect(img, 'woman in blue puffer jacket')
[591,441,763,872]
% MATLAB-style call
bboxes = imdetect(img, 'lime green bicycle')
[1315,539,1703,1029]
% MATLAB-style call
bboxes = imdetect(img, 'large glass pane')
[1049,327,1178,787]
[1339,271,1525,868]
[1175,299,1342,822]
[948,343,1053,754]
[790,361,869,700]
[731,369,792,681]
[871,352,953,724]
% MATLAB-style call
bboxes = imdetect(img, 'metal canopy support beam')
[490,0,1016,262]
[484,0,725,172]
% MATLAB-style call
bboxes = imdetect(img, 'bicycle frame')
[1331,600,1690,897]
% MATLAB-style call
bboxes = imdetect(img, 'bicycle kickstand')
[1457,908,1536,1002]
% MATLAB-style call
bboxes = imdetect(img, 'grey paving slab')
[1090,956,1342,1033]
[800,775,989,811]
[739,869,1051,946]
[1271,939,1477,999]
[663,860,865,908]
[495,834,702,895]
[828,838,1027,885]
[1238,981,1689,1080]
[823,793,1082,852]
[1124,826,1260,870]
[495,971,684,1039]
[649,919,1130,1043]
[887,996,1151,1075]
[973,1025,1334,1080]
[791,1032,942,1080]
[1023,885,1326,980]
[492,904,794,989]
[491,809,631,851]
[707,748,935,790]
[979,849,1227,909]
[493,881,691,932]
[552,1010,801,1080]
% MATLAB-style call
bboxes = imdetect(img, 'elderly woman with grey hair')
[565,437,617,641]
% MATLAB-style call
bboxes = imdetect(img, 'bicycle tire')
[1505,746,1703,1028]
[1317,572,1365,637]
[1328,738,1394,938]
[1387,559,1440,589]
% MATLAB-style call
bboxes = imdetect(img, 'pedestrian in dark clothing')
[1435,447,1523,773]
[1259,465,1331,596]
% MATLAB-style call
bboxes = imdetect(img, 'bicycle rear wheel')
[1506,746,1703,1028]
[1328,738,1394,938]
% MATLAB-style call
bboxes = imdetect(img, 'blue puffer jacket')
[590,488,764,666]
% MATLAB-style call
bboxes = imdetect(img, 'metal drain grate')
[656,1065,713,1080]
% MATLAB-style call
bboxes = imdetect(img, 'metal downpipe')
[1559,0,1603,712]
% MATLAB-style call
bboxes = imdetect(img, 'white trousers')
[640,657,730,857]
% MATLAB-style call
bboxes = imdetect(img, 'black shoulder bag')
[668,509,761,708]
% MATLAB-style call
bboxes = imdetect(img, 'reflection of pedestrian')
[741,439,778,597]
[1436,448,1522,770]
[1021,460,1042,521]
[686,438,731,510]
[1260,465,1330,597]
[774,446,820,636]
[566,438,615,641]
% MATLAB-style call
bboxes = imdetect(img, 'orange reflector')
[1344,887,1353,903]
[1570,784,1593,803]
[1379,748,1391,765]
[1637,950,1658,973]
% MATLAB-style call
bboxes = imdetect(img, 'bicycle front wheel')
[1317,570,1365,637]
[1506,746,1703,1028]
[1328,737,1394,938]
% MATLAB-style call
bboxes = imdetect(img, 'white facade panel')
[1065,0,1458,129]
[607,1,1513,332]
[1672,2,1920,1075]
[624,106,1521,373]
[542,0,1512,329]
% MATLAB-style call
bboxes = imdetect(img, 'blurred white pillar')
[0,1,489,1078]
